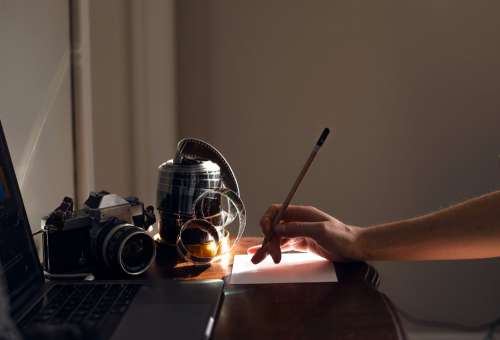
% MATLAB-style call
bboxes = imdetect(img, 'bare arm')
[249,190,500,263]
[358,190,500,260]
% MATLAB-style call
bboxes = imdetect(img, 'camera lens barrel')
[98,223,156,275]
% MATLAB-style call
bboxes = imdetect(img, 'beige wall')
[72,0,177,207]
[87,0,135,198]
[1,0,74,229]
[177,0,500,235]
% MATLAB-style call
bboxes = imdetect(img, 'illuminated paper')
[229,252,337,284]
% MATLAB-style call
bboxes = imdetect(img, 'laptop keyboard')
[22,283,141,328]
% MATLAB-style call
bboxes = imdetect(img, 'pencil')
[260,127,331,255]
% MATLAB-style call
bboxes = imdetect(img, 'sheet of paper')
[229,252,337,284]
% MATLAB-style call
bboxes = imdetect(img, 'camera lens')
[100,224,156,275]
[119,232,155,274]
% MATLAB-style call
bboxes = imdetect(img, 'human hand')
[248,205,363,264]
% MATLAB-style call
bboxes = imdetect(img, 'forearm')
[356,190,500,260]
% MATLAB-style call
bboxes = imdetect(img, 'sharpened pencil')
[260,127,331,256]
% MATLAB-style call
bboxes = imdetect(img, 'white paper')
[229,252,338,284]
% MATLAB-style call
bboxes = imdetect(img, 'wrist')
[350,226,370,261]
[353,221,407,261]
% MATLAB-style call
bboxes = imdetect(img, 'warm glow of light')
[219,237,230,254]
[207,240,218,255]
[232,252,328,273]
[229,252,337,284]
[219,252,231,268]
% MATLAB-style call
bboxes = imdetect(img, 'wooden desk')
[148,237,405,340]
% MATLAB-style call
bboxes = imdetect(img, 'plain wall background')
[177,0,500,233]
[72,0,177,207]
[0,0,74,228]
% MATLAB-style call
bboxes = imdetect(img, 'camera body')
[42,191,156,276]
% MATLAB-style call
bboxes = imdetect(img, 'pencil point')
[317,128,330,146]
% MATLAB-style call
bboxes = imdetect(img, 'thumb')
[274,221,325,238]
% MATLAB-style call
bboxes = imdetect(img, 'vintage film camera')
[42,191,156,276]
[156,138,246,264]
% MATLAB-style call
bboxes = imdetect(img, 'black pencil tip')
[316,128,330,146]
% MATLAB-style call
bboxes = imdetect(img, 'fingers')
[260,205,330,232]
[248,238,297,254]
[251,221,325,265]
[251,243,269,264]
[253,205,328,266]
[274,221,326,239]
[257,205,330,263]
[268,234,282,263]
[250,236,283,264]
[249,235,335,264]
[248,236,283,264]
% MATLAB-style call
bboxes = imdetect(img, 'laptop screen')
[0,122,43,315]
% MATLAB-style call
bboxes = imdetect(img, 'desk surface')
[148,237,404,340]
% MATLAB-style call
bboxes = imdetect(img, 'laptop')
[0,121,224,340]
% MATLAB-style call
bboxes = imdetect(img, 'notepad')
[229,252,338,284]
